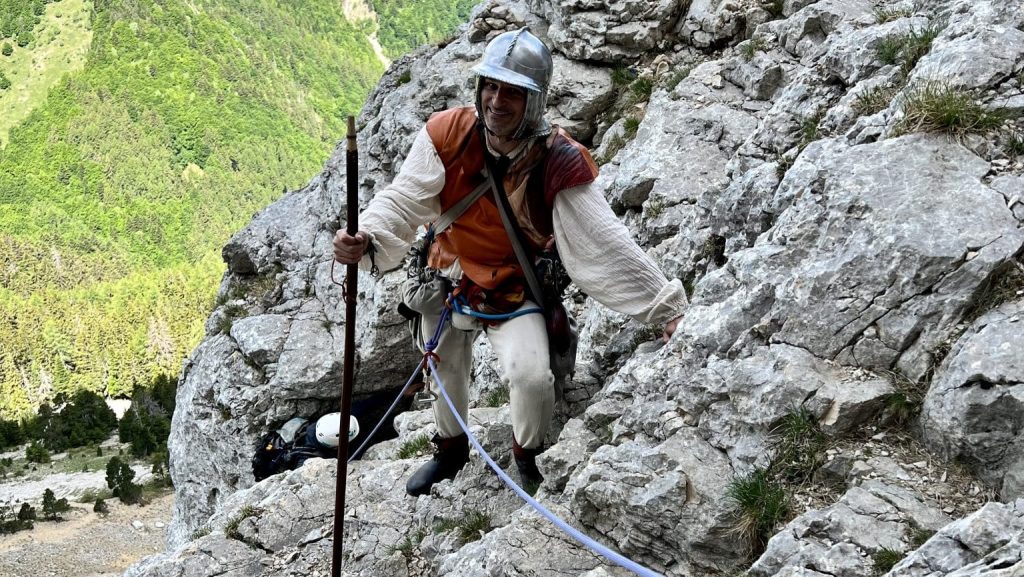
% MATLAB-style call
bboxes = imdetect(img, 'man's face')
[479,78,528,139]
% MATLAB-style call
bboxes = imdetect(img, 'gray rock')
[888,499,1024,576]
[919,300,1024,500]
[749,481,950,577]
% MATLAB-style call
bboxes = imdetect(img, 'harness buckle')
[413,388,438,406]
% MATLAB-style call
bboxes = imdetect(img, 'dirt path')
[0,492,173,577]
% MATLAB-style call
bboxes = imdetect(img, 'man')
[334,29,687,497]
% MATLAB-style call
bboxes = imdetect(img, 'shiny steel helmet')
[471,28,553,139]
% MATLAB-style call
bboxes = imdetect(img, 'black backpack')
[252,418,332,482]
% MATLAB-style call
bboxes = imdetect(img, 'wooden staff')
[332,116,359,577]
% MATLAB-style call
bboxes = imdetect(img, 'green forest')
[0,0,473,419]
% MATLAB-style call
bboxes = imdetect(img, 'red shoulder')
[543,128,599,206]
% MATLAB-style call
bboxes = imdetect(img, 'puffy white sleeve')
[552,182,688,325]
[358,127,446,272]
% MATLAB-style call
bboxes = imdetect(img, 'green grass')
[224,505,258,541]
[768,407,829,482]
[726,468,788,550]
[873,7,910,23]
[610,66,634,87]
[396,434,431,459]
[0,0,94,149]
[389,529,427,558]
[482,386,509,408]
[852,85,899,116]
[899,82,1007,138]
[876,22,943,75]
[876,36,906,66]
[435,510,491,544]
[880,371,927,428]
[662,67,690,91]
[1005,129,1024,157]
[740,36,768,61]
[872,547,905,575]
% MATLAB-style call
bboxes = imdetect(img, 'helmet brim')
[472,63,543,93]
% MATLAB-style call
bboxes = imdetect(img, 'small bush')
[93,498,110,516]
[629,77,654,104]
[0,72,11,91]
[26,441,50,464]
[623,116,641,138]
[106,456,143,504]
[42,488,71,520]
[1,42,12,57]
[396,434,431,459]
[872,547,905,575]
[398,69,411,85]
[899,83,1006,138]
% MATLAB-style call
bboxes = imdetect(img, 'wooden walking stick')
[331,116,359,577]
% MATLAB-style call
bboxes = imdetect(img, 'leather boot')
[512,436,544,493]
[406,433,469,497]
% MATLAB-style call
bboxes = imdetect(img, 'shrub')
[899,83,1006,138]
[106,456,143,504]
[93,498,110,516]
[26,441,50,464]
[1,42,12,57]
[42,488,71,520]
[0,72,10,91]
[17,503,36,522]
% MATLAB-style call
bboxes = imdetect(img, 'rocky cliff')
[127,0,1024,575]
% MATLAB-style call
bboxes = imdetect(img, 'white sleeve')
[358,127,445,272]
[552,182,688,325]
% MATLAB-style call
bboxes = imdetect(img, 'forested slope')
[0,0,470,418]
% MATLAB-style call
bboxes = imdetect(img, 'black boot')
[512,436,544,495]
[406,433,469,497]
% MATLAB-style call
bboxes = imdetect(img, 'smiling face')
[479,78,528,149]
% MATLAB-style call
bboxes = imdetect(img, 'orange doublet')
[425,107,598,290]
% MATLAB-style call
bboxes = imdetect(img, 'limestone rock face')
[143,0,1024,575]
[920,300,1024,501]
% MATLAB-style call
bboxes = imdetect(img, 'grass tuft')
[880,371,927,428]
[224,505,258,542]
[873,7,910,23]
[852,85,899,116]
[435,511,491,544]
[663,67,691,91]
[768,407,829,483]
[726,468,788,549]
[872,547,905,575]
[1005,129,1024,157]
[899,82,1007,138]
[482,386,510,408]
[396,434,431,459]
[740,36,769,61]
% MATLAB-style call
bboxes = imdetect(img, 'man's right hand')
[333,230,370,264]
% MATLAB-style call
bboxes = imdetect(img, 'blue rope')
[346,305,451,463]
[346,356,425,463]
[451,294,543,321]
[426,356,666,577]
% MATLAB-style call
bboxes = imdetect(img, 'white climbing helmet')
[314,413,360,448]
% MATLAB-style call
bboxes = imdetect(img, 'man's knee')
[506,361,554,394]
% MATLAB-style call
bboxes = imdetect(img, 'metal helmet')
[314,412,359,448]
[471,28,553,140]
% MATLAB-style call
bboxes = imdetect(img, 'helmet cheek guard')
[471,28,553,140]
